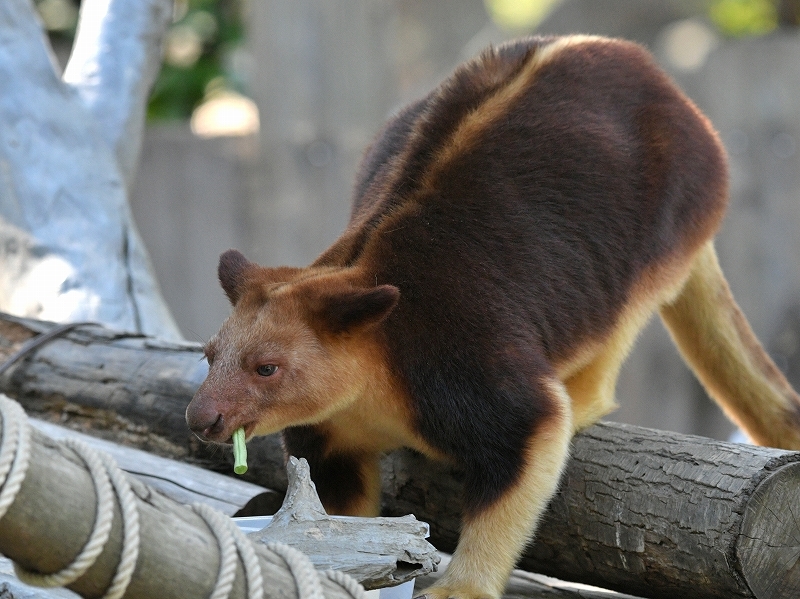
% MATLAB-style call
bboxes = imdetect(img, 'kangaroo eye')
[256,364,278,377]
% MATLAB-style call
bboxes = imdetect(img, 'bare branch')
[63,0,173,186]
[0,1,181,339]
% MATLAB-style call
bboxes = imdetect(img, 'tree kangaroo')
[187,35,800,599]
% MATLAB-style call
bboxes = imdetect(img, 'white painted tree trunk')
[0,0,182,340]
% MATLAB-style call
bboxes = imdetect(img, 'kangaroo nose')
[186,402,226,440]
[202,414,225,439]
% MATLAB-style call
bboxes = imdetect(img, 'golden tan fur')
[562,243,703,431]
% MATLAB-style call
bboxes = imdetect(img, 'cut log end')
[737,462,800,599]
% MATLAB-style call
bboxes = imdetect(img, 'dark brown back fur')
[312,36,727,511]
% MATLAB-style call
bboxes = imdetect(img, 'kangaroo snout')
[186,395,227,441]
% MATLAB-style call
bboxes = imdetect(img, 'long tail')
[659,241,800,449]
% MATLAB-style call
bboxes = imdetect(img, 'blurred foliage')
[483,0,565,31]
[706,0,800,35]
[482,0,798,37]
[34,0,246,122]
[708,0,779,36]
[33,0,800,122]
[148,0,246,121]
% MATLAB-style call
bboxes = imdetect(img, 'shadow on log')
[1,314,799,599]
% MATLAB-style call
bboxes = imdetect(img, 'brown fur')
[186,35,800,599]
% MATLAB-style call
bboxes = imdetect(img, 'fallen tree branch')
[1,314,799,598]
[254,457,439,588]
[29,418,282,517]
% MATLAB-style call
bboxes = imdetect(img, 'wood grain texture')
[736,462,800,599]
[526,423,800,598]
[414,555,644,599]
[0,313,288,490]
[386,424,800,599]
[3,314,800,598]
[251,457,439,589]
[29,418,278,516]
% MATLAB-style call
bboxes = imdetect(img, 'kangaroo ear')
[318,285,400,334]
[218,249,253,305]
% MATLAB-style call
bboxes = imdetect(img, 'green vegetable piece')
[232,427,248,475]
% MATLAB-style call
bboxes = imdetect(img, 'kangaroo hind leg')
[660,241,800,449]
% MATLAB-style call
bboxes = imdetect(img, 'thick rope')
[0,398,31,522]
[0,394,365,599]
[14,437,118,589]
[193,502,267,599]
[322,569,365,599]
[266,542,325,599]
[97,447,141,599]
[193,502,241,599]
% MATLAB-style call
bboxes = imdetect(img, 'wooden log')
[414,555,645,599]
[0,425,307,599]
[0,313,288,489]
[381,426,800,599]
[0,405,438,598]
[28,418,281,517]
[0,424,636,599]
[3,314,800,598]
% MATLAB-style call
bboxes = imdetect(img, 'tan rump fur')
[563,251,698,432]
